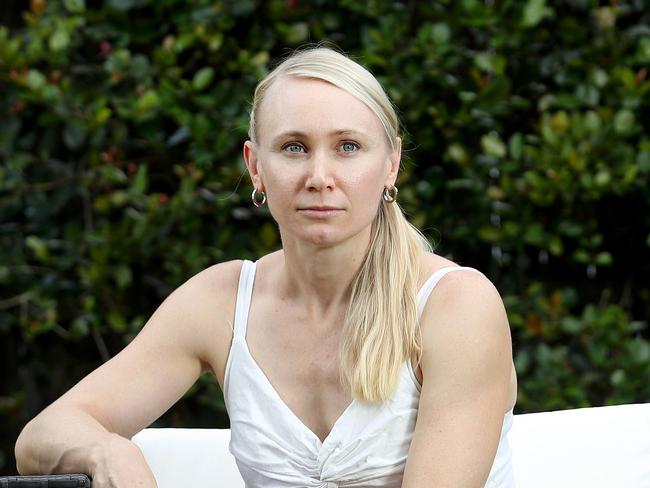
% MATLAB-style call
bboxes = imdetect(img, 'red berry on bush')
[100,41,112,56]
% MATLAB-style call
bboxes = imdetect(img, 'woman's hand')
[89,433,158,488]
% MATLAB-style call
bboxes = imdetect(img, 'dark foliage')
[1,0,649,474]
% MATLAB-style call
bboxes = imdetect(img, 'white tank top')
[223,260,515,487]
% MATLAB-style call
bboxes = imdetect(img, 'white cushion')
[509,403,650,488]
[131,428,243,488]
[132,403,650,488]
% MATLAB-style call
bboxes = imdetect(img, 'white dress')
[223,260,515,487]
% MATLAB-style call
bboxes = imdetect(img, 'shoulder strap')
[417,266,484,319]
[233,260,257,339]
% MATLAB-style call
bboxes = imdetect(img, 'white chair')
[131,402,650,488]
[509,403,650,487]
[131,427,244,487]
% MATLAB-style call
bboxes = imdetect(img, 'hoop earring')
[383,185,398,203]
[252,188,266,207]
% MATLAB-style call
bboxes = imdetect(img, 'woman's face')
[244,76,400,248]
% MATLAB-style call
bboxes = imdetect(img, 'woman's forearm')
[15,405,120,475]
[16,404,159,487]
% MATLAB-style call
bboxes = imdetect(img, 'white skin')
[243,75,401,316]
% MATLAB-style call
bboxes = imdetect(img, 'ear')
[385,136,402,188]
[243,140,264,192]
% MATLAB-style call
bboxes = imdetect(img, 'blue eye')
[284,143,305,153]
[341,142,359,152]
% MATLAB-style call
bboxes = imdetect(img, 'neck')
[278,226,373,320]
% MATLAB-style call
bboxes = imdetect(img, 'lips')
[298,206,343,218]
[300,206,341,211]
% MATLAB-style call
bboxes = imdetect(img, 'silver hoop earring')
[252,188,266,207]
[383,185,398,203]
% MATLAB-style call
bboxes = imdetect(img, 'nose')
[305,150,335,192]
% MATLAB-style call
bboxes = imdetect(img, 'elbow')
[15,420,37,474]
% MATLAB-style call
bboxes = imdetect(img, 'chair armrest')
[0,474,91,487]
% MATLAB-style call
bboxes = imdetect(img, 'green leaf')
[107,0,146,11]
[637,38,650,63]
[508,133,523,160]
[594,169,611,186]
[25,70,46,90]
[63,122,86,150]
[284,23,309,44]
[481,133,506,158]
[71,316,90,337]
[250,51,269,67]
[638,152,650,173]
[595,7,616,29]
[584,111,601,133]
[108,311,127,332]
[130,54,150,79]
[137,90,159,112]
[522,0,553,27]
[95,107,112,124]
[446,143,469,165]
[64,0,85,13]
[25,236,49,261]
[49,30,70,52]
[83,296,95,312]
[561,317,582,334]
[432,22,451,44]
[595,252,613,266]
[113,264,132,289]
[100,165,127,184]
[614,110,635,134]
[475,52,506,75]
[110,190,128,207]
[610,369,626,386]
[550,111,570,133]
[131,165,148,194]
[474,52,493,72]
[231,0,256,15]
[573,249,590,263]
[478,225,501,242]
[192,67,215,92]
[523,223,544,246]
[548,235,563,256]
[628,340,650,364]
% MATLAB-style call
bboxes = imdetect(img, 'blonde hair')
[249,46,432,402]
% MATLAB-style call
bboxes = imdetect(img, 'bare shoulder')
[175,259,244,381]
[418,254,511,388]
[165,259,243,335]
[185,259,243,296]
[418,251,501,305]
[420,255,512,386]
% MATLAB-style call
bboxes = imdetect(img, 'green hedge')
[1,0,649,474]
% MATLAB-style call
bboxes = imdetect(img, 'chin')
[299,222,371,249]
[302,229,343,247]
[278,216,373,249]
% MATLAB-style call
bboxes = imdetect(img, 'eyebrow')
[270,129,371,146]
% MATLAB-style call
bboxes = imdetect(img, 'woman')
[15,46,517,487]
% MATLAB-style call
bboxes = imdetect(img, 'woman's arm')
[401,270,514,488]
[14,260,241,485]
